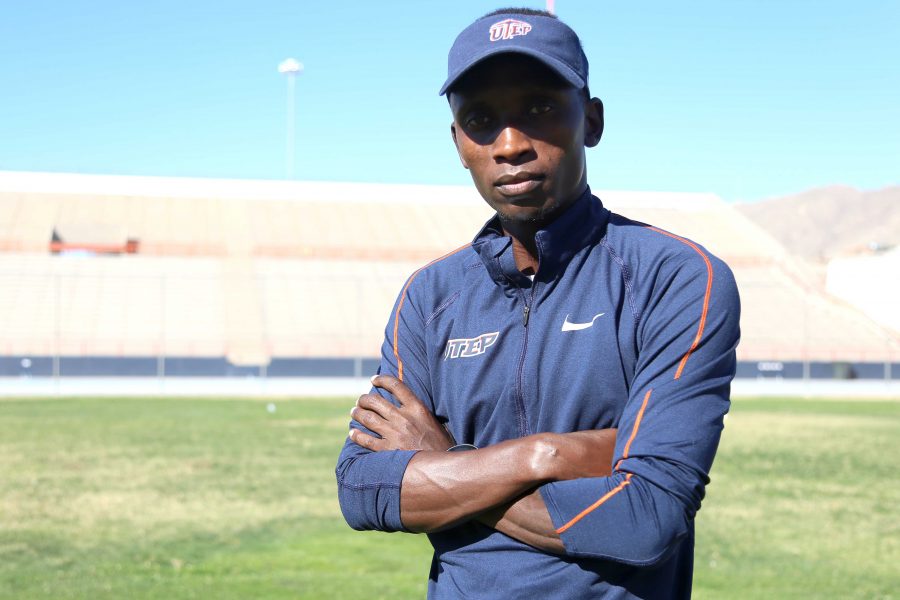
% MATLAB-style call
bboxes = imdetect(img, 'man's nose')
[491,126,535,164]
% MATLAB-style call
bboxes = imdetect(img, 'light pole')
[278,58,303,179]
[546,0,555,14]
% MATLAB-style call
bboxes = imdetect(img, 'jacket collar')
[472,187,610,287]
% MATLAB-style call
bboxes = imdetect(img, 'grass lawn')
[1,396,897,599]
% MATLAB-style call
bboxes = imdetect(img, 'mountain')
[736,185,900,262]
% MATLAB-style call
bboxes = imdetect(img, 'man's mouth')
[494,172,545,196]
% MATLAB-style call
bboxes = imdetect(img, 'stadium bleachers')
[0,254,227,358]
[0,170,897,378]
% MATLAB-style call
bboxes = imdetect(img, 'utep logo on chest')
[444,331,500,360]
[489,19,532,42]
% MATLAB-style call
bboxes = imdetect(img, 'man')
[336,8,740,598]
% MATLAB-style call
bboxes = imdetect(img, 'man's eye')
[465,115,492,129]
[529,103,553,115]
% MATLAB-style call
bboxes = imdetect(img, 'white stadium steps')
[0,170,897,367]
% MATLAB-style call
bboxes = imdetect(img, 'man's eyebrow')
[449,95,487,115]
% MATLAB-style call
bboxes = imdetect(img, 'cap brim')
[439,47,585,96]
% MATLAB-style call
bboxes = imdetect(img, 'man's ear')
[584,97,604,148]
[450,122,469,169]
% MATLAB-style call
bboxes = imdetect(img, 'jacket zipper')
[514,283,537,437]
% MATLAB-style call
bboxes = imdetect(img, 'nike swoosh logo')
[561,313,605,332]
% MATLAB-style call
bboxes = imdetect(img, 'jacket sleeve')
[335,275,432,532]
[539,250,740,565]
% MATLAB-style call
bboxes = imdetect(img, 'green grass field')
[1,396,897,599]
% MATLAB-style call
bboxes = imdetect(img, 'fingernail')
[370,375,377,384]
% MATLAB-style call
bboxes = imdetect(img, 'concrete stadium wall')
[0,355,381,378]
[2,355,897,381]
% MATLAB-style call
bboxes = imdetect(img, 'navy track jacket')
[336,190,741,599]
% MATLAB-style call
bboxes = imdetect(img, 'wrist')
[446,443,478,452]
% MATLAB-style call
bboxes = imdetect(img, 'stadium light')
[278,58,304,180]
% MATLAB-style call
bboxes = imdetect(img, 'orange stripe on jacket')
[392,244,472,382]
[556,474,634,534]
[645,226,714,380]
[556,389,652,533]
[615,388,653,471]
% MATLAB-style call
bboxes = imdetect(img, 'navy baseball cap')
[439,12,588,96]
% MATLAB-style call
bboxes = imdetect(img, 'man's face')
[449,54,603,225]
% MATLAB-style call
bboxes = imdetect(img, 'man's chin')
[498,210,545,225]
[496,202,561,226]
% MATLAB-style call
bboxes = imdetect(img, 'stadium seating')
[0,171,896,375]
[0,254,227,358]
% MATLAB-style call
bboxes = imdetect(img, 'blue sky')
[0,0,897,202]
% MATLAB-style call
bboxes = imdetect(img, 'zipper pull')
[522,304,530,327]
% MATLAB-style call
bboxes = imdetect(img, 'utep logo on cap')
[489,19,532,42]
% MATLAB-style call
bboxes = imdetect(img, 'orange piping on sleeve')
[615,388,652,471]
[557,389,652,534]
[392,244,471,382]
[645,226,714,380]
[556,474,634,535]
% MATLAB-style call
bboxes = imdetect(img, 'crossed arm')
[349,374,617,553]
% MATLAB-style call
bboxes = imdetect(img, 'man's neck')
[499,186,587,275]
[501,221,541,275]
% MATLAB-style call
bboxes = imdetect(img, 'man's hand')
[349,375,455,452]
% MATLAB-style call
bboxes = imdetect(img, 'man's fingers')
[356,392,397,420]
[371,374,422,407]
[350,406,387,432]
[349,428,384,452]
